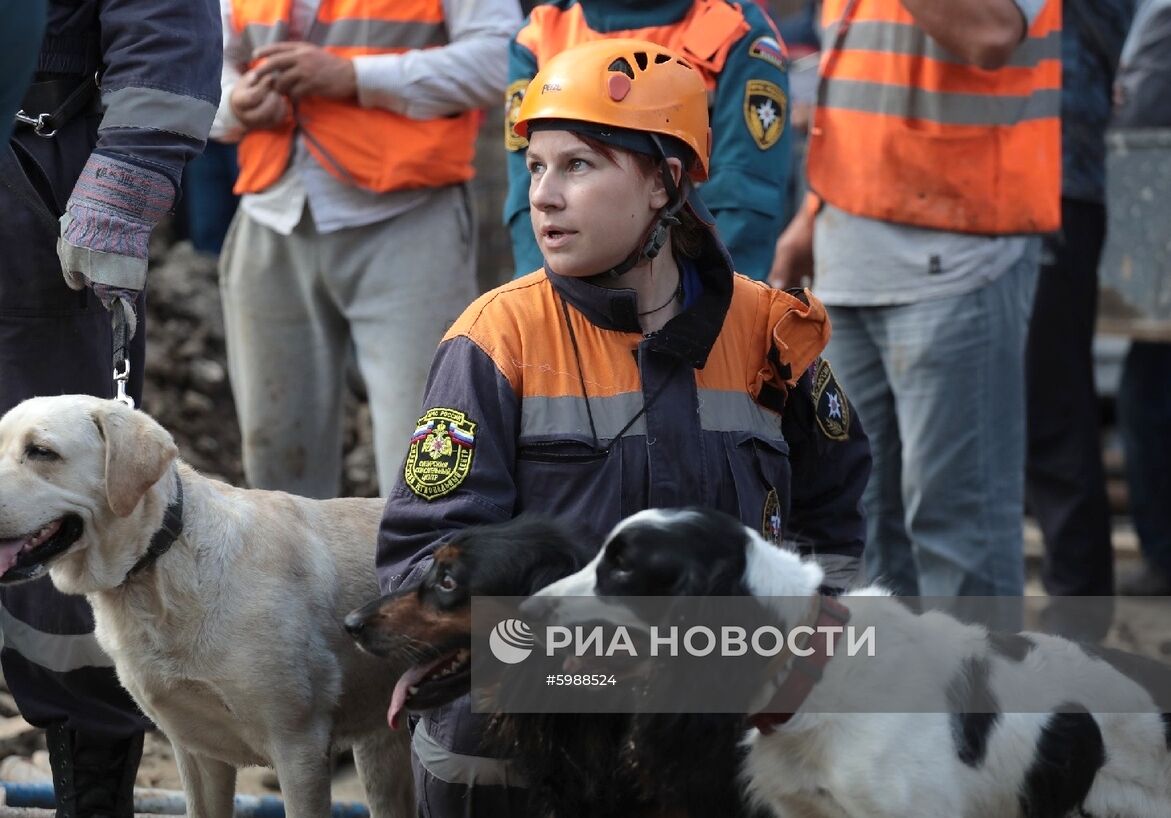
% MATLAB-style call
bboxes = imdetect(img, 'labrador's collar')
[122,470,184,583]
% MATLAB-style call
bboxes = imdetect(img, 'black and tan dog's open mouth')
[0,514,84,584]
[389,647,472,729]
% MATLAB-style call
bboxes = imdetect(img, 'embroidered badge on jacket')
[744,79,786,150]
[762,488,783,545]
[748,36,787,72]
[812,359,850,440]
[504,79,529,152]
[404,408,477,500]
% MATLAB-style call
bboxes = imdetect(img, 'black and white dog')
[536,507,1171,818]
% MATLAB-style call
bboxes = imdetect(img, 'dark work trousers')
[1118,342,1171,578]
[1025,198,1114,603]
[0,115,151,738]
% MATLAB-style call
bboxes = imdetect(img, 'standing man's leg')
[1025,199,1113,595]
[823,306,918,595]
[883,250,1037,598]
[1025,199,1114,639]
[1117,341,1171,593]
[220,208,350,498]
[339,184,479,492]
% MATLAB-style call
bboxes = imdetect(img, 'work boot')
[45,725,144,818]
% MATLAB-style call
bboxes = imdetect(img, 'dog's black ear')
[91,403,179,517]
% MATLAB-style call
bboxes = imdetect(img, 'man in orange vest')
[770,0,1061,599]
[212,0,520,498]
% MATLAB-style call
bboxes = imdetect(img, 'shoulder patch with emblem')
[404,408,477,500]
[811,359,850,441]
[504,79,529,152]
[748,35,787,72]
[744,78,786,150]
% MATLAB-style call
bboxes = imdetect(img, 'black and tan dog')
[345,515,769,818]
[345,516,588,725]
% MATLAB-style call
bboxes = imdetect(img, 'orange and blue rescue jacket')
[378,238,870,597]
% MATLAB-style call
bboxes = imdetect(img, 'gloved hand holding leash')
[57,152,175,405]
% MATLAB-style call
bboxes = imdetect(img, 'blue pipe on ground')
[0,781,370,818]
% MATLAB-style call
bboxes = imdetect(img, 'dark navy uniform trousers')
[0,113,150,738]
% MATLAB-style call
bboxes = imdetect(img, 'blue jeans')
[824,251,1038,597]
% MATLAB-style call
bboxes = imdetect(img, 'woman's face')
[526,130,668,278]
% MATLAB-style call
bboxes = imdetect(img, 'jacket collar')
[544,228,734,370]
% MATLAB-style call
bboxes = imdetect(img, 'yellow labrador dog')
[0,395,411,818]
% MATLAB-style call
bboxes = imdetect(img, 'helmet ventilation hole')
[607,58,635,78]
[633,51,649,71]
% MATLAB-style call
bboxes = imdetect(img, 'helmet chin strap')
[601,137,690,280]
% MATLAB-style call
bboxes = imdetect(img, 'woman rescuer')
[375,38,872,817]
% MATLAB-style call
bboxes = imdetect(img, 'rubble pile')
[141,239,379,497]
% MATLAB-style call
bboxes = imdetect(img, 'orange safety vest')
[515,0,753,92]
[231,0,477,195]
[806,0,1061,234]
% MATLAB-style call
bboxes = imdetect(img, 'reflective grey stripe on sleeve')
[239,21,290,54]
[0,605,116,672]
[823,21,1061,68]
[519,389,785,444]
[100,87,218,141]
[820,78,1061,124]
[412,718,527,788]
[308,19,448,50]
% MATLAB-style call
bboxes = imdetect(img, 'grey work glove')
[58,153,175,339]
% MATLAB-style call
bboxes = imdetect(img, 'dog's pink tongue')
[388,659,445,730]
[0,537,30,577]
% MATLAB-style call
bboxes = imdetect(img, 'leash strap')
[14,74,99,138]
[111,300,134,408]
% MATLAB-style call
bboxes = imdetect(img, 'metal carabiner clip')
[113,359,135,409]
[13,110,58,138]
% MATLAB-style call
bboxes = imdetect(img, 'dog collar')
[748,594,851,735]
[123,470,184,582]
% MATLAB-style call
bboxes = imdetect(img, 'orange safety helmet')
[513,38,713,181]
